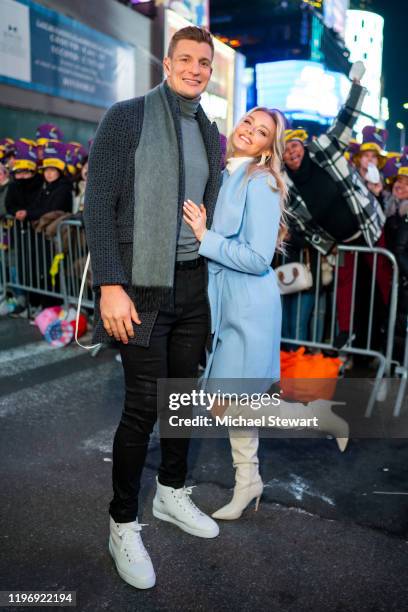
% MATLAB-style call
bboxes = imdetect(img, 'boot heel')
[254,496,261,512]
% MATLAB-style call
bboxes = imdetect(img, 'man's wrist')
[101,284,125,293]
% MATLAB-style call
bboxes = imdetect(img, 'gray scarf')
[132,82,182,310]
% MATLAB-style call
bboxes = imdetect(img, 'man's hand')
[15,210,27,221]
[100,285,141,344]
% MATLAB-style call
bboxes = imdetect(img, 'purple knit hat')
[361,125,388,150]
[345,139,360,162]
[397,156,408,180]
[0,138,14,161]
[382,155,400,182]
[42,141,67,172]
[12,139,38,173]
[65,142,87,175]
[36,123,64,145]
[69,141,88,164]
[356,125,388,168]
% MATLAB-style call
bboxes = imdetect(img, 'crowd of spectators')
[277,81,408,365]
[0,124,90,315]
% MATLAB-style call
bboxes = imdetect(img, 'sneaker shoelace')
[174,486,205,518]
[118,522,150,562]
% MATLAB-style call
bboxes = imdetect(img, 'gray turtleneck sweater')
[176,95,210,261]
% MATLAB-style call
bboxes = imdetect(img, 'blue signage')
[256,60,350,124]
[0,0,135,108]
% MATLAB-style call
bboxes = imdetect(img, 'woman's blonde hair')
[226,106,289,247]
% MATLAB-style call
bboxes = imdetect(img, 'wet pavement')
[0,316,407,612]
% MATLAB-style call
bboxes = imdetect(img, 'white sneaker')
[109,517,156,589]
[152,478,219,539]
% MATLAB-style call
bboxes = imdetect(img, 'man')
[83,27,221,590]
[282,73,390,351]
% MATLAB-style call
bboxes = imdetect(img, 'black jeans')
[109,263,209,522]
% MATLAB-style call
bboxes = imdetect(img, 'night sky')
[370,0,407,150]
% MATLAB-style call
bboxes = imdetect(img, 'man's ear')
[163,56,171,77]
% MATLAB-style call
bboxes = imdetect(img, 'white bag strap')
[75,252,102,350]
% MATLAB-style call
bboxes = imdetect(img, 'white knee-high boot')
[212,429,263,520]
[277,399,349,452]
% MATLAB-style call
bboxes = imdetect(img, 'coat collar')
[211,161,252,237]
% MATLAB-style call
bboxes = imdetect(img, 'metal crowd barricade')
[0,215,67,305]
[278,245,400,416]
[0,215,93,313]
[55,218,93,310]
[393,315,408,417]
[1,214,407,414]
[0,218,8,301]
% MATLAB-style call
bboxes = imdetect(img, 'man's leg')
[152,263,219,539]
[159,265,209,487]
[108,316,177,590]
[109,314,173,523]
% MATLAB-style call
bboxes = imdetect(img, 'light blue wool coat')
[198,160,282,392]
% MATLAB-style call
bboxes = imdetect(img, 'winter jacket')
[27,176,73,221]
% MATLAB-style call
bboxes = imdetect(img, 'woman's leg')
[212,398,263,520]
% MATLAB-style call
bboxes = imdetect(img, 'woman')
[73,159,88,215]
[183,107,287,520]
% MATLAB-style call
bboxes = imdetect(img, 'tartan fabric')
[285,83,385,255]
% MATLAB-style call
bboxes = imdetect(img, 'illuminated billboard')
[323,0,350,39]
[161,0,209,28]
[256,60,350,125]
[345,10,384,129]
[0,0,137,107]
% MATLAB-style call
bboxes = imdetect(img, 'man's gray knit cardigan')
[83,84,222,347]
